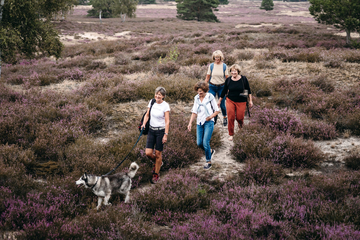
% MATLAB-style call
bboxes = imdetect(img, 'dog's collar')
[91,176,99,190]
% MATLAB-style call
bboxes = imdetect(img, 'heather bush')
[179,65,208,79]
[237,158,284,186]
[75,74,140,103]
[236,50,255,60]
[156,61,180,74]
[268,134,324,168]
[309,74,335,93]
[272,77,326,109]
[231,124,276,162]
[135,74,198,102]
[247,75,272,97]
[252,107,337,140]
[267,48,321,62]
[0,89,104,164]
[85,60,107,70]
[136,170,213,216]
[344,154,360,170]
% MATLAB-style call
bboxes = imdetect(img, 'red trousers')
[226,98,246,136]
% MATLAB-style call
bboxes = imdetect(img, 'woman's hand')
[206,116,212,122]
[249,100,253,108]
[162,134,167,144]
[187,123,192,131]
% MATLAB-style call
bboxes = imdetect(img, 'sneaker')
[211,149,216,159]
[151,173,160,184]
[223,117,228,127]
[204,163,212,170]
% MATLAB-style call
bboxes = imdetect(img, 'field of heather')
[1,0,360,239]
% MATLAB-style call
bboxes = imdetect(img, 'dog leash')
[102,128,144,176]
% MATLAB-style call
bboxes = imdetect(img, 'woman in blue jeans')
[205,50,229,126]
[187,81,219,170]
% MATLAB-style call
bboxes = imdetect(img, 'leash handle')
[102,128,144,176]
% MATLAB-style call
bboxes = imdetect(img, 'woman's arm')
[162,111,170,143]
[248,94,253,108]
[187,113,197,131]
[205,74,210,83]
[141,108,150,129]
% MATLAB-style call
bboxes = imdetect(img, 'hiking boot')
[223,117,228,127]
[204,163,212,170]
[151,173,160,184]
[211,149,216,160]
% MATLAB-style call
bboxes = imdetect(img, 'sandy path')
[189,115,246,181]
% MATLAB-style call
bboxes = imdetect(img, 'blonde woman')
[218,64,253,141]
[141,87,170,184]
[205,50,229,126]
[188,81,219,170]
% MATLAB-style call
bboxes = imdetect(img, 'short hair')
[194,81,209,92]
[212,50,224,61]
[229,64,241,74]
[155,86,166,100]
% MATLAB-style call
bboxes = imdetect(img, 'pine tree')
[0,0,63,67]
[176,0,220,22]
[309,0,360,45]
[260,0,274,11]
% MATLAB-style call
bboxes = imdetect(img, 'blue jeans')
[196,121,214,162]
[209,83,227,117]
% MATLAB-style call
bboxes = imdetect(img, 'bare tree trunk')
[121,13,126,22]
[0,0,5,80]
[99,10,102,23]
[346,29,351,45]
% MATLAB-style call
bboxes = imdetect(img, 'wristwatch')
[164,133,168,135]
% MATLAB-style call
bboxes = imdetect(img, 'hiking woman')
[187,81,219,170]
[205,50,229,126]
[218,64,253,141]
[141,87,170,184]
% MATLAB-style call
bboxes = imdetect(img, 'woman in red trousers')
[218,64,253,141]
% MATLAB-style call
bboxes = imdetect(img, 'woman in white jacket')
[187,81,219,170]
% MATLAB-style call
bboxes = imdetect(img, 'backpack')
[139,98,156,135]
[196,94,218,125]
[209,63,227,81]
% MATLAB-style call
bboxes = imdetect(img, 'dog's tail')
[127,162,139,179]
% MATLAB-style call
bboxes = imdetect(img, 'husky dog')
[76,162,139,210]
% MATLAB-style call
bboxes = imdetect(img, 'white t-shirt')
[191,93,219,125]
[148,100,170,128]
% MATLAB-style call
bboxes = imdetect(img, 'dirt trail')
[189,115,246,181]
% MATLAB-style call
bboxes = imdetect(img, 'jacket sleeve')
[244,76,251,95]
[220,77,230,98]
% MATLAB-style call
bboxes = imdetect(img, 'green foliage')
[138,0,156,4]
[260,0,274,11]
[309,0,360,44]
[219,0,228,4]
[176,0,220,22]
[0,0,63,63]
[88,0,137,19]
[39,0,78,19]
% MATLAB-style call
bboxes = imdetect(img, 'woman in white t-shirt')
[187,81,219,170]
[141,87,170,184]
[205,50,229,127]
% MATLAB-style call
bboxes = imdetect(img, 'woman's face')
[197,88,206,98]
[214,56,221,64]
[231,68,239,77]
[155,91,164,101]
